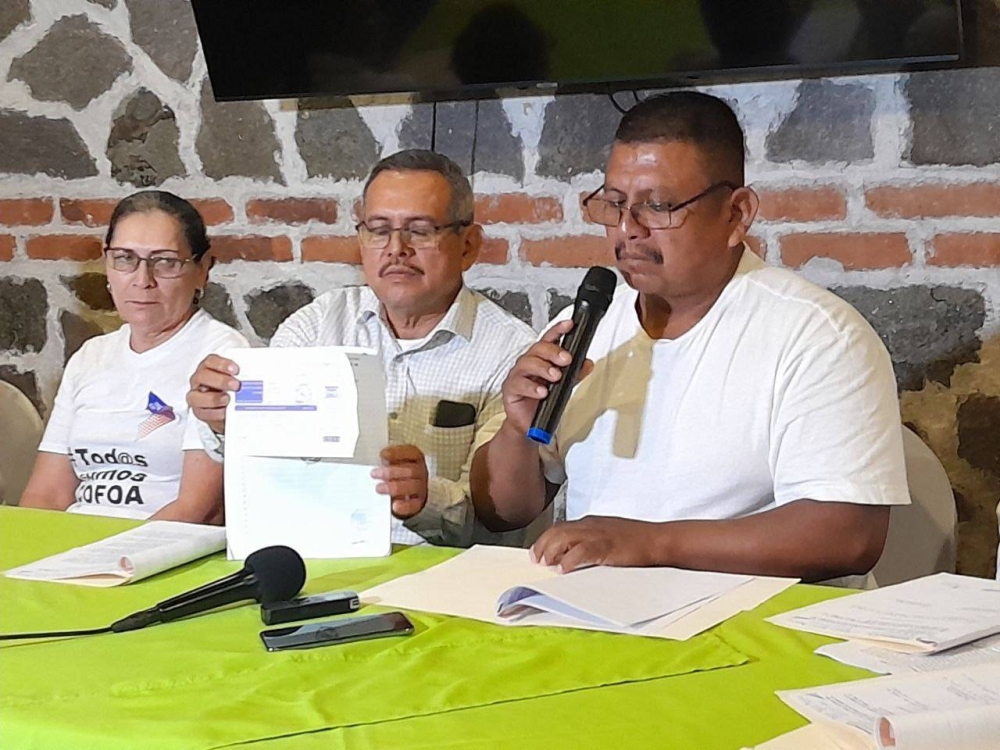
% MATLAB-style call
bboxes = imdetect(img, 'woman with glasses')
[20,191,246,523]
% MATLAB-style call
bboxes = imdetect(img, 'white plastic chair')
[0,380,44,506]
[872,427,957,587]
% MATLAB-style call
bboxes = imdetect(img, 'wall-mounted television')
[192,0,974,102]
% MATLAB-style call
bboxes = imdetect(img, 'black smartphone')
[259,611,414,652]
[432,399,476,428]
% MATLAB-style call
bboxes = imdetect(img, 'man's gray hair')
[363,149,475,224]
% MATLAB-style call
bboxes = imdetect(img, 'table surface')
[0,507,872,750]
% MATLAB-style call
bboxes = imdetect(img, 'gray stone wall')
[1,0,998,576]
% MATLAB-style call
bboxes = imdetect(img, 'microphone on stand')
[528,266,617,446]
[110,545,306,633]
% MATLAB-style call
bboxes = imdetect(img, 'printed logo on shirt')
[71,448,150,506]
[137,391,176,440]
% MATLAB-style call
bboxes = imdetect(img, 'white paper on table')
[816,634,1000,674]
[744,722,868,750]
[362,545,796,640]
[364,545,557,620]
[3,521,226,586]
[658,575,798,641]
[224,346,390,560]
[497,565,752,627]
[767,573,1000,653]
[777,664,1000,750]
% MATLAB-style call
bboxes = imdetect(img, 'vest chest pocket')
[421,423,476,481]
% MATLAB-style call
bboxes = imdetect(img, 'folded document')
[362,545,796,639]
[3,521,225,587]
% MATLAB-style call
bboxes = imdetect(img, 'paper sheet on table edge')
[744,722,873,750]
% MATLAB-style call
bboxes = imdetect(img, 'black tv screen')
[193,0,965,101]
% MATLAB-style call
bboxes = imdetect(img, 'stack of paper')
[362,545,797,640]
[752,665,1000,750]
[767,573,1000,653]
[3,521,225,586]
[749,574,1000,750]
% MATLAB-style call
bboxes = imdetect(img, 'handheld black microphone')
[110,545,306,633]
[528,266,617,445]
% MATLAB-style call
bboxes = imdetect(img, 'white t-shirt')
[541,249,910,523]
[39,310,248,517]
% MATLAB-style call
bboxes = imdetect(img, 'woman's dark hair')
[104,190,211,260]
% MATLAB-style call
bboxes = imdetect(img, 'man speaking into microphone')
[470,91,909,584]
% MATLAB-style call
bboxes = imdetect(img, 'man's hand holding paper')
[372,444,429,519]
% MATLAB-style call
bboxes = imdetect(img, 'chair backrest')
[0,381,44,506]
[872,427,957,587]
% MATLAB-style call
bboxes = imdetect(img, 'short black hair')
[614,91,745,185]
[105,190,210,260]
[363,149,474,224]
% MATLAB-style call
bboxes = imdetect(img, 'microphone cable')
[1,545,306,641]
[0,625,113,640]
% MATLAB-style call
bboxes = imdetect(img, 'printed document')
[816,634,1000,675]
[4,521,225,586]
[771,664,1000,750]
[362,545,796,639]
[223,347,390,560]
[767,573,1000,653]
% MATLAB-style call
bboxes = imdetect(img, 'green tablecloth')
[0,507,872,749]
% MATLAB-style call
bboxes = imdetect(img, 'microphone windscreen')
[245,545,306,603]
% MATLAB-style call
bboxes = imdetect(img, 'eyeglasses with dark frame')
[355,219,472,251]
[582,181,739,230]
[104,247,197,279]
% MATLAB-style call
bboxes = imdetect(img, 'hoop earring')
[193,288,204,305]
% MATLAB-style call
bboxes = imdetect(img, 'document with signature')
[767,573,1000,653]
[223,347,390,560]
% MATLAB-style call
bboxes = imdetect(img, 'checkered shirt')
[265,285,534,546]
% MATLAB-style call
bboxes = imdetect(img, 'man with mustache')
[470,92,909,582]
[188,150,535,546]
